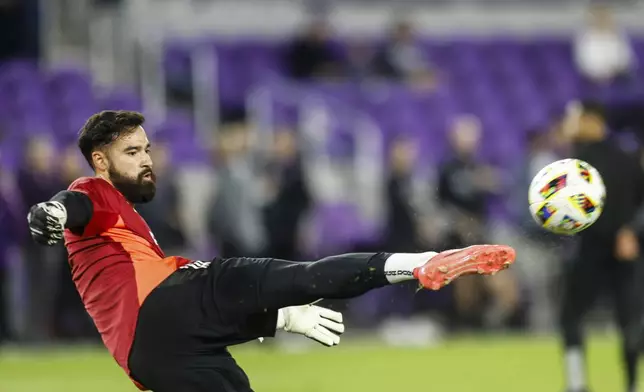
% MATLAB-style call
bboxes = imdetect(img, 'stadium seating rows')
[0,60,200,170]
[2,36,644,247]
[3,37,644,170]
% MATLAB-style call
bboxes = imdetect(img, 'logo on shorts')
[180,260,212,270]
[384,270,413,277]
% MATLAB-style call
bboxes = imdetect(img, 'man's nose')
[141,155,153,169]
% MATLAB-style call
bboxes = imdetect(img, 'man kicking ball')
[27,110,516,392]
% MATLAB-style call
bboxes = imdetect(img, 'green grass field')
[1,334,640,392]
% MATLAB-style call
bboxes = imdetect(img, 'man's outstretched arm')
[27,190,93,245]
[50,190,94,229]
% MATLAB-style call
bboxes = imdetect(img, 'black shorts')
[128,259,278,392]
[128,252,388,391]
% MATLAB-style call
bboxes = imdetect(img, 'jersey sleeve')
[68,178,122,236]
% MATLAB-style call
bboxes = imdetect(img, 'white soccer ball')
[528,159,606,235]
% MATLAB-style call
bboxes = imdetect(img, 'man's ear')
[92,150,108,172]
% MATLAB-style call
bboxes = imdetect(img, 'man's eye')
[128,151,137,156]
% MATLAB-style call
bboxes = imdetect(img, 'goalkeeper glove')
[27,201,67,246]
[277,304,344,346]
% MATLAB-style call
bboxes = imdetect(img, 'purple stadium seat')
[3,35,643,256]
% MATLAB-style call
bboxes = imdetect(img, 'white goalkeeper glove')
[27,201,68,246]
[276,304,345,346]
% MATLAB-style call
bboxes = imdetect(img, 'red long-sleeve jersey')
[63,177,190,389]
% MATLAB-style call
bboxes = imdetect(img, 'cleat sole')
[415,245,516,291]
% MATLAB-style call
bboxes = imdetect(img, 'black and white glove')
[27,201,68,246]
[276,304,345,346]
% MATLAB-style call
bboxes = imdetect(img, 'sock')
[624,348,638,392]
[384,252,437,284]
[565,347,586,391]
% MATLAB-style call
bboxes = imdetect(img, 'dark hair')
[78,110,145,168]
[579,99,607,121]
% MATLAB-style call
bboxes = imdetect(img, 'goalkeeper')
[27,110,516,392]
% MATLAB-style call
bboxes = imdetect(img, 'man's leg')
[129,245,513,391]
[610,260,641,392]
[208,245,515,323]
[559,255,603,392]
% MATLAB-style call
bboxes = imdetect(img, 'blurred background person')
[284,19,342,81]
[136,139,186,255]
[383,137,420,253]
[0,172,20,346]
[264,129,312,260]
[208,118,266,258]
[344,39,377,82]
[0,193,8,346]
[559,100,644,392]
[263,129,312,260]
[437,115,519,329]
[373,21,436,89]
[574,4,636,87]
[438,115,499,250]
[16,136,63,343]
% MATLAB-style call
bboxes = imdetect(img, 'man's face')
[96,126,156,203]
[273,131,297,162]
[450,116,481,157]
[590,5,613,30]
[61,147,84,180]
[391,139,417,173]
[563,103,603,141]
[26,136,55,174]
[309,21,330,42]
[394,23,413,43]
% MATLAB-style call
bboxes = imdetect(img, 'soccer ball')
[528,159,605,235]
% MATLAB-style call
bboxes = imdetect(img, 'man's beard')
[108,166,157,204]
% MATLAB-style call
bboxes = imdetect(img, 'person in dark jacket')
[16,136,63,342]
[136,140,185,254]
[0,177,21,345]
[559,100,644,392]
[263,130,311,261]
[383,137,419,252]
[208,123,266,258]
[284,20,341,80]
[437,115,519,329]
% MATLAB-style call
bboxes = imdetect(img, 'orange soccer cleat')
[413,245,516,291]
